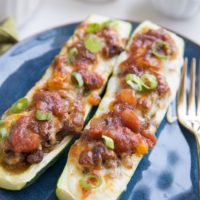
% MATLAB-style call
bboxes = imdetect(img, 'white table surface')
[19,0,200,45]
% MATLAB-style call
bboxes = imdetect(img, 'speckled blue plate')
[0,21,199,200]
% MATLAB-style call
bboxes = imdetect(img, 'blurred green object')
[0,17,19,54]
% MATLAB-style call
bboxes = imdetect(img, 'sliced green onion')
[103,20,118,28]
[36,110,52,121]
[125,74,142,91]
[0,120,5,126]
[85,20,118,34]
[79,174,102,190]
[152,41,169,60]
[86,23,103,33]
[8,97,29,114]
[84,35,103,53]
[102,135,114,150]
[68,47,78,62]
[0,128,7,140]
[141,73,158,90]
[11,121,16,127]
[72,72,84,88]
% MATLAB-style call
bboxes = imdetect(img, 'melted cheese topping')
[56,21,184,200]
[0,15,132,190]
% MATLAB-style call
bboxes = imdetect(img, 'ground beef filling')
[3,89,85,165]
[70,41,97,67]
[78,96,156,169]
[68,27,124,89]
[0,22,124,169]
[120,28,177,71]
[32,90,70,118]
[77,68,104,90]
[97,27,124,59]
[79,142,118,170]
[78,29,176,170]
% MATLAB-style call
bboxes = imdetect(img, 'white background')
[20,0,200,45]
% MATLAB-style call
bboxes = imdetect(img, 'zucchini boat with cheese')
[56,21,184,200]
[0,15,131,190]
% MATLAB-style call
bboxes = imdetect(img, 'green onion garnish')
[141,73,158,90]
[79,174,102,190]
[84,35,103,54]
[0,120,5,126]
[36,110,52,121]
[11,121,16,127]
[8,97,29,114]
[72,72,84,88]
[152,41,169,60]
[85,23,103,33]
[102,135,114,150]
[125,74,143,91]
[103,20,118,28]
[85,20,118,34]
[68,47,78,63]
[0,128,7,140]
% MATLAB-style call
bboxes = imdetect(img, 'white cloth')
[20,0,200,45]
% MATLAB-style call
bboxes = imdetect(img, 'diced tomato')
[103,127,136,155]
[135,141,148,155]
[88,93,101,106]
[131,133,148,155]
[120,109,141,132]
[116,89,137,107]
[46,76,69,90]
[9,116,41,153]
[11,132,40,153]
[141,130,157,149]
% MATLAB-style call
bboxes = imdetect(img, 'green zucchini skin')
[0,15,132,191]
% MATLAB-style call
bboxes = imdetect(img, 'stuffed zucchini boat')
[56,21,184,200]
[0,15,132,190]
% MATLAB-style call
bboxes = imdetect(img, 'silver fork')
[177,58,200,199]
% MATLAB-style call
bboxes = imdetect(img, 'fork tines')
[177,58,200,119]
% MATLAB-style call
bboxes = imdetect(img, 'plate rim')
[0,19,198,200]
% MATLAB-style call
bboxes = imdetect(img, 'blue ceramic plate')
[0,21,199,200]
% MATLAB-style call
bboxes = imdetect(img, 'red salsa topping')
[77,28,177,171]
[0,20,124,169]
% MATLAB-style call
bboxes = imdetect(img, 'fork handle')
[195,134,200,199]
